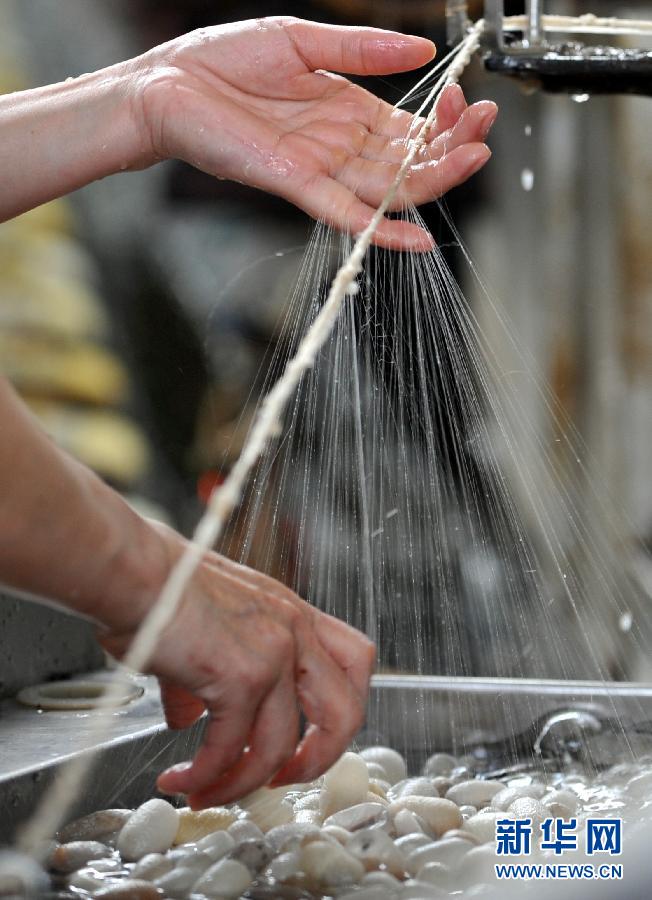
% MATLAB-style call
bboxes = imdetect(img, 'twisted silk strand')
[16,21,484,857]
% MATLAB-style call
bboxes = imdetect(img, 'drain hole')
[17,679,143,711]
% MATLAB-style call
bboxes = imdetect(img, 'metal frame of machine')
[446,0,652,94]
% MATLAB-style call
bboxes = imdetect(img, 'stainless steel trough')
[3,673,652,847]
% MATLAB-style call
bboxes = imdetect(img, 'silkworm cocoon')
[239,788,294,831]
[320,752,369,818]
[300,840,365,888]
[116,799,179,861]
[360,747,407,786]
[57,810,131,844]
[492,784,546,811]
[294,809,322,826]
[267,822,319,853]
[394,808,428,837]
[406,836,471,875]
[174,807,236,844]
[265,849,301,881]
[462,811,505,844]
[193,858,253,898]
[422,753,458,778]
[49,841,112,874]
[393,777,439,800]
[347,827,406,875]
[389,797,462,838]
[196,829,236,862]
[130,853,173,881]
[227,819,264,842]
[543,788,579,818]
[93,880,162,899]
[507,797,547,830]
[445,780,503,808]
[323,802,386,832]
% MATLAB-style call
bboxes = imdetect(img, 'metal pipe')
[446,0,469,46]
[483,0,506,51]
[525,0,543,46]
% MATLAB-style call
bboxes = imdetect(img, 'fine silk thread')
[16,21,485,857]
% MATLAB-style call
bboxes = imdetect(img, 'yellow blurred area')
[0,200,151,484]
[0,332,130,407]
[0,1,154,488]
[0,219,109,340]
[0,54,151,486]
[24,399,150,486]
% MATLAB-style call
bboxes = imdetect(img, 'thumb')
[283,20,435,76]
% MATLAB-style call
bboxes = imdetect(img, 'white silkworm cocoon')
[116,800,179,862]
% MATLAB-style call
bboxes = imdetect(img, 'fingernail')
[378,36,434,55]
[157,761,192,788]
[447,83,466,116]
[411,230,435,252]
[164,761,193,775]
[466,145,492,176]
[479,106,498,138]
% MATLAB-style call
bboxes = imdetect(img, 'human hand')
[139,16,497,250]
[98,522,375,809]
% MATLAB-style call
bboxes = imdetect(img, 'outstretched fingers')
[399,144,492,206]
[357,100,494,169]
[289,172,435,251]
[427,101,497,160]
[157,690,260,798]
[432,83,468,133]
[156,603,371,805]
[364,88,458,146]
[339,142,491,211]
[270,640,367,786]
[186,669,300,808]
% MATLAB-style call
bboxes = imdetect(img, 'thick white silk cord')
[16,21,484,856]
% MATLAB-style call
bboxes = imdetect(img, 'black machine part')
[483,42,652,96]
[445,0,652,96]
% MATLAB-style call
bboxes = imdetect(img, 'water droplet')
[571,93,590,104]
[520,168,534,191]
[619,611,633,632]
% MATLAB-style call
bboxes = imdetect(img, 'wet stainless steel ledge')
[0,672,203,844]
[364,674,652,772]
[2,673,652,844]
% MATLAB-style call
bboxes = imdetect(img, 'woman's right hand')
[98,522,376,809]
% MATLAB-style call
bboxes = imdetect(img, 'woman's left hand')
[140,16,497,250]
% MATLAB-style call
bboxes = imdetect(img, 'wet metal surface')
[0,592,103,701]
[4,674,652,844]
[0,673,203,843]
